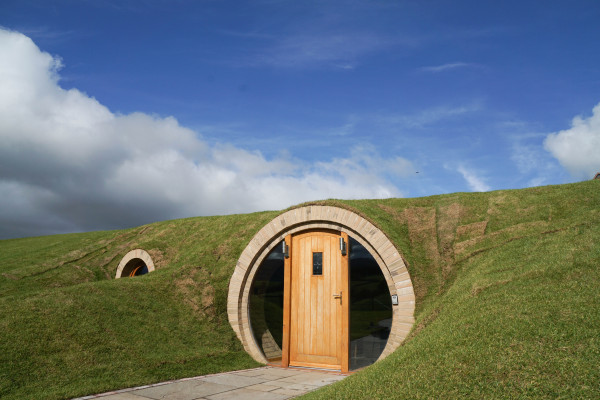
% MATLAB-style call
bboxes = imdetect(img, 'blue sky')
[1,0,599,238]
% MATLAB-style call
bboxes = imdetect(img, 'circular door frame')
[227,205,415,364]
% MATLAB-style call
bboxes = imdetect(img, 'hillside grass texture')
[1,180,598,399]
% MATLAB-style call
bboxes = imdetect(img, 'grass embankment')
[0,212,277,399]
[0,180,598,399]
[304,180,600,399]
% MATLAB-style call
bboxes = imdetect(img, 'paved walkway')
[74,366,348,400]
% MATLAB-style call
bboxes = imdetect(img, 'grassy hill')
[1,180,598,399]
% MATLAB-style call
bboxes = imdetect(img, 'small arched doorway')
[228,206,415,372]
[115,249,155,279]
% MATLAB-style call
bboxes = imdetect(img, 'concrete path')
[74,367,348,400]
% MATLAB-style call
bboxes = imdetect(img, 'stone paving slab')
[276,372,344,386]
[246,383,285,392]
[74,366,348,400]
[206,387,290,400]
[270,387,308,397]
[91,394,148,400]
[133,380,236,400]
[200,373,270,388]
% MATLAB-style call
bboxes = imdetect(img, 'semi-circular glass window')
[349,237,392,370]
[121,259,149,277]
[249,242,285,363]
[249,236,392,370]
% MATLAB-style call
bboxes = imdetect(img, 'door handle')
[333,291,342,304]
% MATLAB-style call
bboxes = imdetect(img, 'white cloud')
[378,103,481,129]
[511,142,548,175]
[509,134,568,188]
[419,62,474,73]
[234,2,412,70]
[253,32,388,69]
[0,29,412,238]
[457,165,490,192]
[544,103,600,179]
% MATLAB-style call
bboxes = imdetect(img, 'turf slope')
[0,180,598,399]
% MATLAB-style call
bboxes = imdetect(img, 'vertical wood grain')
[288,230,347,370]
[282,235,291,367]
[329,234,337,360]
[290,235,299,361]
[341,231,350,373]
[304,235,311,355]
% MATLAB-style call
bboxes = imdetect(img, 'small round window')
[115,249,155,279]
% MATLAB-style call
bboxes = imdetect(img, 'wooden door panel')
[288,230,348,371]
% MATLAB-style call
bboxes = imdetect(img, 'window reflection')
[249,242,284,364]
[122,259,149,277]
[349,237,392,370]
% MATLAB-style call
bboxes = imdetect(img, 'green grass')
[1,180,599,399]
[0,212,277,400]
[303,181,600,399]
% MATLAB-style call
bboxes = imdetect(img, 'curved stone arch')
[228,205,415,364]
[115,249,155,279]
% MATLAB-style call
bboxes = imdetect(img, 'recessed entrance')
[228,205,415,371]
[115,249,155,279]
[249,231,395,372]
[285,230,349,371]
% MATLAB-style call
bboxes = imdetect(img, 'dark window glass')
[349,237,392,370]
[134,264,149,276]
[249,242,284,364]
[122,259,148,277]
[313,252,323,275]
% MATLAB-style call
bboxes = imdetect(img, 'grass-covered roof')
[1,180,598,399]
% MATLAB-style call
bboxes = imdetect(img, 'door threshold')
[268,364,353,375]
[289,365,341,372]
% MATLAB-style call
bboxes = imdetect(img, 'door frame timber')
[282,230,349,372]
